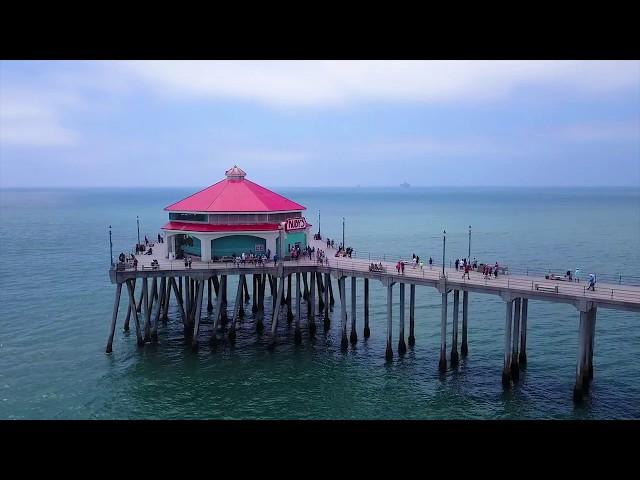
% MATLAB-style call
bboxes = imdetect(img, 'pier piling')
[106,282,122,353]
[287,274,293,324]
[451,290,459,366]
[323,273,330,330]
[511,298,521,381]
[143,278,151,342]
[151,276,166,342]
[123,278,134,332]
[317,273,325,313]
[385,282,394,361]
[439,292,448,372]
[363,278,370,338]
[207,278,213,312]
[502,299,513,388]
[398,283,406,355]
[309,270,317,337]
[408,284,415,347]
[350,277,358,345]
[519,298,528,365]
[573,310,589,402]
[461,291,469,356]
[228,274,245,344]
[191,280,204,351]
[295,272,302,344]
[126,279,144,347]
[340,277,348,351]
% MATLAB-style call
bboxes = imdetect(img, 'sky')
[0,60,639,188]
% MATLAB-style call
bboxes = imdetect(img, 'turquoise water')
[0,187,639,419]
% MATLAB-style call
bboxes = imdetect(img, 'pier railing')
[328,250,640,287]
[115,255,639,305]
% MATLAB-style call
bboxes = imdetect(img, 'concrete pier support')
[252,275,258,314]
[190,280,204,352]
[212,275,220,297]
[228,274,245,344]
[106,282,123,353]
[294,272,302,344]
[363,278,370,338]
[350,277,358,345]
[573,310,589,402]
[309,270,317,337]
[398,283,406,355]
[256,275,265,333]
[125,279,144,347]
[302,272,309,302]
[169,277,187,327]
[317,272,325,313]
[207,277,213,312]
[162,277,171,322]
[519,298,528,365]
[268,274,285,349]
[328,276,335,306]
[588,306,597,381]
[451,290,459,366]
[408,284,415,347]
[502,299,513,388]
[385,282,393,361]
[323,273,330,330]
[243,276,250,302]
[142,277,151,342]
[339,277,348,350]
[151,276,166,342]
[510,298,521,381]
[124,278,135,331]
[439,292,448,372]
[461,291,469,356]
[238,278,245,320]
[210,274,225,345]
[220,275,228,325]
[184,277,190,323]
[286,274,293,324]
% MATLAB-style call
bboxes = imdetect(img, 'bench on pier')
[141,265,154,270]
[218,256,235,263]
[535,283,559,293]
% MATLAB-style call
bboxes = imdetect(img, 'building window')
[169,213,207,222]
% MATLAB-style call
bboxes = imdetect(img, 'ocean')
[0,186,639,419]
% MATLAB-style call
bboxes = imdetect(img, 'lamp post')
[109,225,114,267]
[136,215,140,246]
[442,229,446,277]
[468,225,471,261]
[318,210,321,237]
[342,217,345,249]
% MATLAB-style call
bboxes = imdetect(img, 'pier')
[107,235,640,403]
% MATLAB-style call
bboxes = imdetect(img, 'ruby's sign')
[285,217,307,231]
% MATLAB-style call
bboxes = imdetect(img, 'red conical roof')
[164,166,306,213]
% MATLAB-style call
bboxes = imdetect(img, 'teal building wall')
[212,235,266,258]
[284,231,307,253]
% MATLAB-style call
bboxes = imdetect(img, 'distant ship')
[400,181,410,188]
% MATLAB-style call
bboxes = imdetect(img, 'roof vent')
[225,165,246,180]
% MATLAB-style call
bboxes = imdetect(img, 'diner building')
[162,166,310,261]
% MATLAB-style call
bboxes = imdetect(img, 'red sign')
[285,217,307,231]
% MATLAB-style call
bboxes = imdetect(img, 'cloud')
[113,60,640,108]
[0,88,80,147]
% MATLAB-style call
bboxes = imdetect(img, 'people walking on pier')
[133,257,138,270]
[401,261,405,274]
[587,274,596,291]
[455,258,460,270]
[575,268,581,283]
[463,263,471,279]
[396,261,401,274]
[429,257,433,269]
[145,235,148,246]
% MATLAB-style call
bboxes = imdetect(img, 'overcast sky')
[1,60,639,188]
